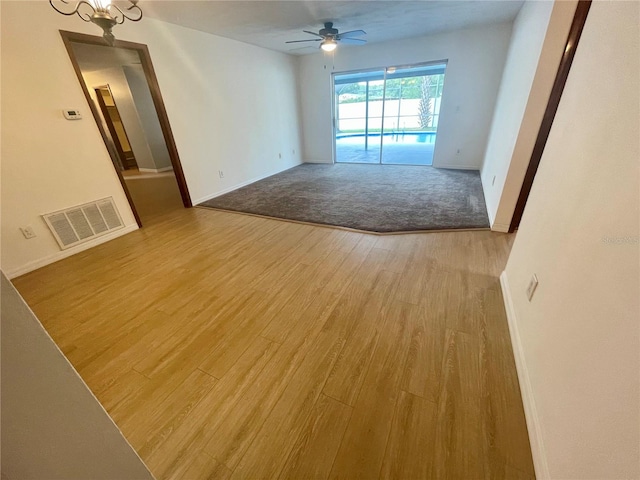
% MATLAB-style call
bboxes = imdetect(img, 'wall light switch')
[526,274,539,301]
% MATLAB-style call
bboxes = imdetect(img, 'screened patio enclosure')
[333,62,446,165]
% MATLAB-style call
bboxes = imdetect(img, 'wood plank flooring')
[13,207,534,479]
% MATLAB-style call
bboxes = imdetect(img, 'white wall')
[297,22,512,168]
[120,17,303,205]
[83,66,158,171]
[0,3,140,278]
[501,2,640,478]
[1,2,302,278]
[1,273,154,479]
[481,0,577,231]
[123,64,173,171]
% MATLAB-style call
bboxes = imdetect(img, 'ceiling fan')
[286,22,367,52]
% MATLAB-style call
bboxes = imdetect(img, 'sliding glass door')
[333,62,446,165]
[334,69,385,163]
[381,64,445,165]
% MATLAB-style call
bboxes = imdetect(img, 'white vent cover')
[43,197,124,250]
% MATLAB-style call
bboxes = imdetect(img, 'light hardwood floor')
[13,207,534,480]
[124,172,185,224]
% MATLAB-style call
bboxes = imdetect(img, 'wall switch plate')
[218,170,224,178]
[526,274,539,301]
[20,226,36,239]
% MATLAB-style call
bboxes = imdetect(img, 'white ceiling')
[142,1,524,55]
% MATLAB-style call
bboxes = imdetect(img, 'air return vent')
[43,197,124,250]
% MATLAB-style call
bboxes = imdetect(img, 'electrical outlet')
[20,226,37,239]
[492,175,496,186]
[218,170,224,178]
[526,274,539,301]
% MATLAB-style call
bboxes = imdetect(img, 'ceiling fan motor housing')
[319,22,339,37]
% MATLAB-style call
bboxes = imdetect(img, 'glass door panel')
[334,70,385,163]
[381,64,446,165]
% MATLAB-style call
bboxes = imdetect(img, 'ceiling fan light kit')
[49,0,143,45]
[286,22,367,52]
[320,38,338,52]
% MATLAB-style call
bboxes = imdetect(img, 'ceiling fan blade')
[338,38,367,45]
[338,30,367,38]
[285,39,322,43]
[288,45,321,52]
[302,30,324,38]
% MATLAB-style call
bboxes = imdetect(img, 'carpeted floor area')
[199,164,490,233]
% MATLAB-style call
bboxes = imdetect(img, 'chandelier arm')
[77,3,95,23]
[107,3,143,24]
[49,0,95,21]
[125,2,143,21]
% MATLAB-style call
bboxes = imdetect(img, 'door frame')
[94,84,136,170]
[508,1,591,232]
[59,30,192,227]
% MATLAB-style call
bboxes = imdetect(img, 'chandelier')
[49,0,143,45]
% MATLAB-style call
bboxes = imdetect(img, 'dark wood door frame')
[60,30,192,228]
[94,85,135,170]
[509,1,592,232]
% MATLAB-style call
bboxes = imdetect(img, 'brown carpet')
[199,164,490,233]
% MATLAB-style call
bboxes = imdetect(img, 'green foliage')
[337,74,443,106]
[418,76,433,129]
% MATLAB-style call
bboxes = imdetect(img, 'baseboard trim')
[192,162,302,205]
[431,163,481,170]
[303,159,332,164]
[492,222,511,233]
[138,166,174,173]
[500,271,549,480]
[5,224,139,279]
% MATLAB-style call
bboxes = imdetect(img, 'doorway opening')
[60,31,191,226]
[333,62,446,165]
[94,85,138,170]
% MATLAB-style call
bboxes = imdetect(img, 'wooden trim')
[60,31,143,227]
[509,0,592,232]
[133,41,192,208]
[59,31,192,223]
[94,85,131,168]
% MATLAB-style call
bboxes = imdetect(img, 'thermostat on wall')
[63,109,82,120]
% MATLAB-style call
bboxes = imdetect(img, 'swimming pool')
[336,131,437,145]
[335,132,436,165]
